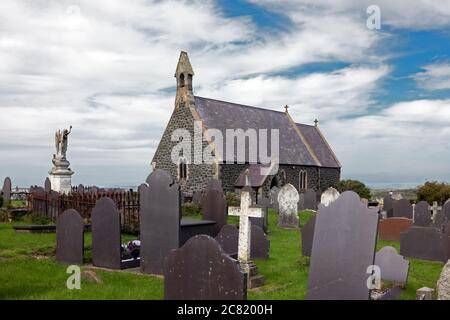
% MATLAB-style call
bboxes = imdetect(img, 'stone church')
[152,52,341,197]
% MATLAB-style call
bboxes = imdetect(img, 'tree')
[416,181,450,204]
[334,179,371,200]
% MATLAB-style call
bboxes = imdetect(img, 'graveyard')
[2,2,450,305]
[0,195,445,300]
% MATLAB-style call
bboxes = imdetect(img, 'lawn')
[0,211,444,300]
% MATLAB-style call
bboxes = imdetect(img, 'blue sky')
[0,0,450,188]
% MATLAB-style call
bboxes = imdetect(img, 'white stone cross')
[429,201,442,220]
[228,189,264,264]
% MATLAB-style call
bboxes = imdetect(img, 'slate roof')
[193,96,340,168]
[234,164,272,188]
[296,123,340,168]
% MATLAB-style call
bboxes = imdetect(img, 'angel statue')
[54,126,72,160]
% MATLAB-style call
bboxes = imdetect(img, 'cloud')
[324,99,450,182]
[250,0,450,30]
[0,0,447,187]
[198,64,390,122]
[415,63,450,91]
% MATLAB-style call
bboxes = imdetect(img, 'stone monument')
[48,126,74,194]
[228,187,265,288]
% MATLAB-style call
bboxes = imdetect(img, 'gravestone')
[251,196,269,233]
[378,218,413,242]
[393,199,413,219]
[44,177,52,193]
[383,196,394,218]
[269,186,279,213]
[375,246,409,286]
[164,235,247,300]
[215,224,239,256]
[56,209,84,265]
[77,184,85,195]
[301,215,316,257]
[414,201,432,226]
[307,191,379,300]
[1,177,11,207]
[92,197,139,269]
[299,189,317,211]
[320,187,340,207]
[277,184,299,228]
[201,179,227,235]
[400,222,450,263]
[215,224,269,260]
[192,190,203,205]
[251,225,269,260]
[229,188,265,288]
[434,200,450,231]
[140,169,181,275]
[361,198,369,207]
[437,259,450,300]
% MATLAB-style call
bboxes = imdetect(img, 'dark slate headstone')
[56,209,84,265]
[92,197,122,269]
[414,201,431,226]
[250,225,269,260]
[164,235,247,300]
[375,246,409,286]
[251,196,269,233]
[140,169,181,275]
[301,215,316,257]
[2,177,11,206]
[269,186,279,213]
[383,196,394,218]
[300,189,317,211]
[201,179,227,235]
[44,177,52,193]
[434,199,450,231]
[400,225,449,262]
[393,199,413,219]
[192,190,203,205]
[307,191,379,300]
[215,224,238,256]
[378,217,413,242]
[77,184,85,195]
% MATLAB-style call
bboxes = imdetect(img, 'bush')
[334,179,371,200]
[30,214,53,225]
[0,209,9,222]
[122,222,140,236]
[225,192,240,207]
[181,202,202,217]
[417,181,450,204]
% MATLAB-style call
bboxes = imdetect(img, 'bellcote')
[175,51,195,108]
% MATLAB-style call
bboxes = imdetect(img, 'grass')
[0,210,444,300]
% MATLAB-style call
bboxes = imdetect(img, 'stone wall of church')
[219,163,341,196]
[151,105,215,196]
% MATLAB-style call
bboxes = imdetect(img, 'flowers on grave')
[121,240,140,260]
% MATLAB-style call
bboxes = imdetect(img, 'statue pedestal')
[49,158,74,194]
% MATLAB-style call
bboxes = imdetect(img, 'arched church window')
[299,170,307,190]
[180,73,185,87]
[178,157,188,181]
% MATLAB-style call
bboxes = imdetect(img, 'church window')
[299,170,307,190]
[180,73,185,87]
[179,157,188,181]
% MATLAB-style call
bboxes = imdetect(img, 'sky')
[1,0,450,188]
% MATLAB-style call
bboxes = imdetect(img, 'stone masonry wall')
[219,163,341,196]
[151,105,215,197]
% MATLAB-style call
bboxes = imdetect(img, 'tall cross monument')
[228,188,265,288]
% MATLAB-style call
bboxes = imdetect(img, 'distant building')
[152,52,341,197]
